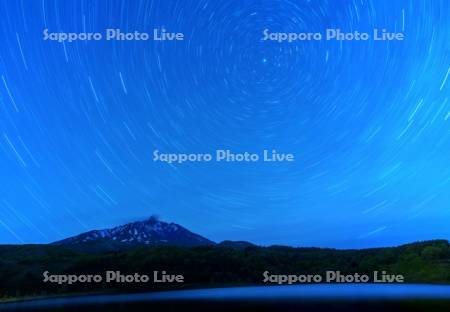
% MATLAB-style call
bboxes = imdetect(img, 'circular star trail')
[0,0,448,248]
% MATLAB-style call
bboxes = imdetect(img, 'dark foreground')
[3,299,450,312]
[1,239,449,300]
[2,284,450,312]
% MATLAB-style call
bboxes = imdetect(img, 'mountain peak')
[53,217,215,248]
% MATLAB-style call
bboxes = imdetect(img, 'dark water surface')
[2,284,450,311]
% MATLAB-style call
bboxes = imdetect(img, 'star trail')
[0,0,448,248]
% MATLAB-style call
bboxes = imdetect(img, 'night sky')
[0,0,449,248]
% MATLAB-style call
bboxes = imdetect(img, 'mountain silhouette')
[53,216,215,249]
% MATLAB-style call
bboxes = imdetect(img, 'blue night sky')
[0,0,449,248]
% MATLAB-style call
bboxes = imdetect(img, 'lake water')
[3,284,450,311]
